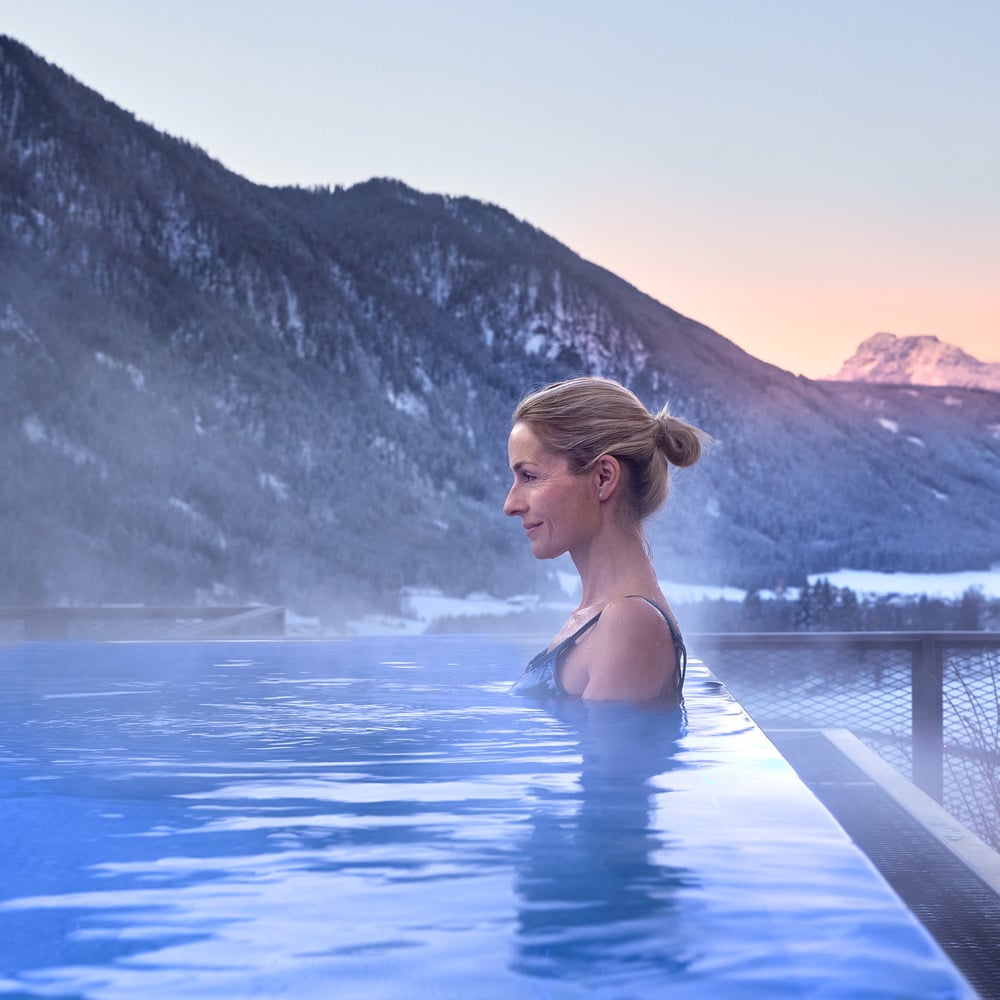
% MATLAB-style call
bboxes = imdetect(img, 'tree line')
[685,579,998,633]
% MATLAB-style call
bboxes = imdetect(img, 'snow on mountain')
[2,34,999,624]
[830,332,1000,392]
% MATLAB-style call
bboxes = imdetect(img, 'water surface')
[0,638,975,998]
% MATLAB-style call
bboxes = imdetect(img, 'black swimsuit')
[510,596,686,697]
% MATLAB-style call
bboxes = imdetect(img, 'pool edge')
[770,726,1000,1000]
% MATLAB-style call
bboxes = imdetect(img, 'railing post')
[911,635,944,802]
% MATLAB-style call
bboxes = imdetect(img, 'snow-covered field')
[339,591,555,637]
[806,568,1000,600]
[316,567,1000,637]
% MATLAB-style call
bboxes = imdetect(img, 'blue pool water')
[0,637,976,999]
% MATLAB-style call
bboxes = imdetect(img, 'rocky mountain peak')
[830,332,1000,392]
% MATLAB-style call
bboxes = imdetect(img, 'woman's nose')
[503,484,522,517]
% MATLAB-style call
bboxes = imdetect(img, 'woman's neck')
[572,527,659,609]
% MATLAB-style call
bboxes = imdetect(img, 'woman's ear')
[594,455,621,500]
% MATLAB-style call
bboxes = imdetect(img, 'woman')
[505,376,706,701]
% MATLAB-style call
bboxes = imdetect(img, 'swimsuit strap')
[547,596,680,659]
[566,611,603,643]
[516,595,686,696]
[625,594,687,690]
[625,595,684,643]
[545,611,602,660]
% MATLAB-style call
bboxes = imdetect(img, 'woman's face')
[503,422,601,560]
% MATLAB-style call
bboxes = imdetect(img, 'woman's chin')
[530,541,563,561]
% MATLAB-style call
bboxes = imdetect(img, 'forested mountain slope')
[2,36,998,621]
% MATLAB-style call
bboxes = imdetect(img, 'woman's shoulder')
[578,594,679,700]
[601,593,674,628]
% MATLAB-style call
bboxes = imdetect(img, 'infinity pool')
[0,638,975,998]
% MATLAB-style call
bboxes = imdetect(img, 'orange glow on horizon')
[563,220,1000,381]
[654,280,1000,380]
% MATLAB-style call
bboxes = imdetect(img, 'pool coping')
[770,727,1000,1000]
[820,727,1000,893]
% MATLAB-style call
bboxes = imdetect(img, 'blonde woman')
[505,377,706,701]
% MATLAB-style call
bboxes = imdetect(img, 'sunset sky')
[4,0,997,377]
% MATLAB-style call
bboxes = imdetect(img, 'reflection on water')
[0,639,978,999]
[513,699,692,982]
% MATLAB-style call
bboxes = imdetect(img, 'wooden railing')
[690,631,1000,802]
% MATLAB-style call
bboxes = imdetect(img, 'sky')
[2,0,997,377]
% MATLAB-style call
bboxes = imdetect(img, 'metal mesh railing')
[691,633,1000,851]
[942,647,1000,850]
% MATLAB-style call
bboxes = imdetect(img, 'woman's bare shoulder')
[579,596,677,701]
[599,594,671,627]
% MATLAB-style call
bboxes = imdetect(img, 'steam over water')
[0,638,976,998]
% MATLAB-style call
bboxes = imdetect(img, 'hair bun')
[513,377,707,522]
[655,410,703,468]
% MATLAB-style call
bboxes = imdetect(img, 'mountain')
[2,35,999,624]
[831,332,1000,392]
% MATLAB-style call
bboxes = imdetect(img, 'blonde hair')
[513,376,705,522]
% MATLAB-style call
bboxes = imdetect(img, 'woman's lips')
[524,522,541,535]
